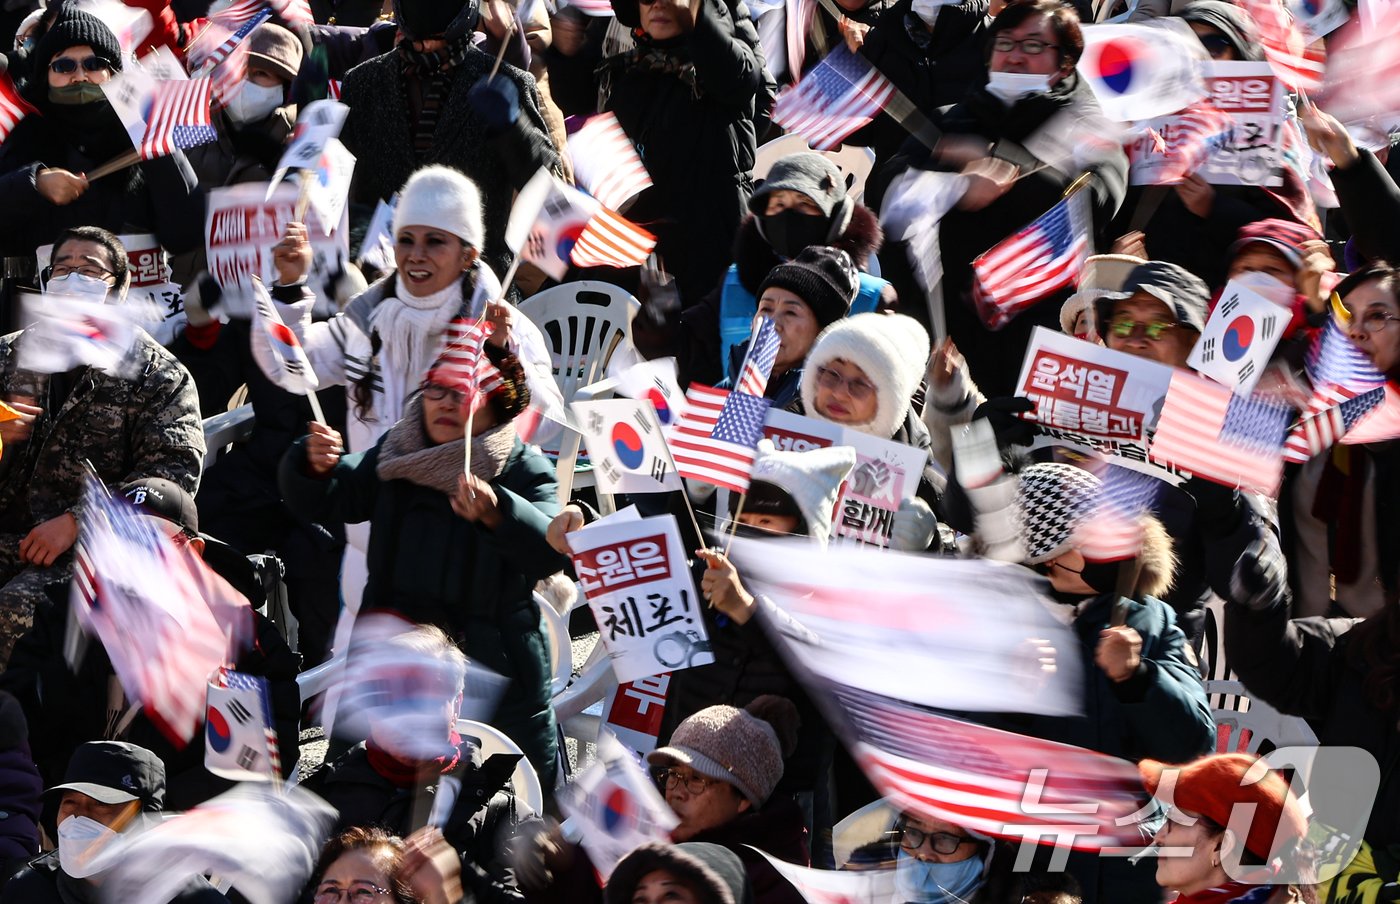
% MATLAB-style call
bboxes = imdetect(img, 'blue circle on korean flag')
[646,388,673,425]
[555,223,587,261]
[1092,39,1141,95]
[1223,315,1255,361]
[207,706,232,753]
[611,422,646,469]
[1302,0,1321,14]
[601,785,634,834]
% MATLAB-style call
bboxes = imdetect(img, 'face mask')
[985,71,1053,106]
[58,815,121,879]
[757,208,832,260]
[911,0,953,27]
[1229,269,1296,307]
[1079,559,1121,596]
[46,272,112,305]
[894,849,984,904]
[225,80,284,126]
[49,82,108,106]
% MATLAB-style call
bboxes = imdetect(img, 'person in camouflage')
[0,227,205,667]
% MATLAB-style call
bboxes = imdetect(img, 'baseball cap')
[48,741,166,811]
[1229,219,1322,270]
[1094,261,1211,336]
[120,478,198,536]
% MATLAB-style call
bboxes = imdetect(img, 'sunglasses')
[1198,33,1234,57]
[49,56,111,75]
[1109,318,1177,341]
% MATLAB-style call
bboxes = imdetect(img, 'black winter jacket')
[0,852,228,904]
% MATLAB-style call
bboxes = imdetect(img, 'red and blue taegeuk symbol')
[555,222,588,262]
[611,422,645,470]
[1300,0,1322,16]
[645,388,673,425]
[206,706,232,753]
[1223,315,1254,361]
[601,784,635,834]
[1093,39,1140,94]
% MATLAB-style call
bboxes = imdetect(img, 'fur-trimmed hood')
[733,204,884,294]
[1133,515,1177,601]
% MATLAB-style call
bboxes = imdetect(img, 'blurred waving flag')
[251,281,319,396]
[1283,314,1388,461]
[205,668,279,782]
[187,5,272,73]
[1075,464,1162,562]
[571,207,657,270]
[267,0,314,25]
[1149,371,1292,496]
[139,79,216,158]
[1341,383,1400,445]
[773,45,896,150]
[0,70,36,143]
[509,169,655,277]
[1078,22,1206,122]
[557,732,678,880]
[973,191,1091,330]
[1142,101,1233,185]
[1316,4,1400,125]
[18,294,140,377]
[785,0,815,82]
[751,850,895,903]
[735,317,780,398]
[568,113,652,210]
[434,318,504,417]
[562,0,616,14]
[666,385,772,493]
[1237,0,1326,91]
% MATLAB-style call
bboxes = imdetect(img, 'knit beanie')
[606,843,753,904]
[743,440,856,547]
[393,0,478,40]
[749,152,851,225]
[32,9,123,75]
[800,312,930,440]
[647,696,799,807]
[1014,463,1102,563]
[246,23,303,82]
[1139,754,1307,862]
[392,166,485,249]
[758,246,860,331]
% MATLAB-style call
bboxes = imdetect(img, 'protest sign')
[36,233,186,345]
[204,183,348,307]
[568,515,712,684]
[1188,279,1290,393]
[1015,327,1184,483]
[602,674,672,754]
[571,398,683,494]
[1129,62,1287,187]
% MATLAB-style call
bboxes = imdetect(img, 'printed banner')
[568,515,712,684]
[204,183,348,305]
[36,233,186,345]
[1016,327,1184,483]
[1129,62,1287,186]
[602,674,672,755]
[1188,279,1290,393]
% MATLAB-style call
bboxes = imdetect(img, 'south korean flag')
[1188,279,1290,393]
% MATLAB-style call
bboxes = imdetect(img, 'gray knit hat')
[757,246,860,330]
[647,696,798,807]
[606,843,752,904]
[1014,463,1103,564]
[750,152,853,227]
[1093,261,1211,338]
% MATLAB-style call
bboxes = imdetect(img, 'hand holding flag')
[251,279,326,424]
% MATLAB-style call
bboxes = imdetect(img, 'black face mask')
[1035,559,1121,598]
[758,209,832,260]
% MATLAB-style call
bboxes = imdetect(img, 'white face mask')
[225,80,284,126]
[45,272,112,305]
[57,815,121,879]
[985,71,1053,105]
[1230,268,1296,306]
[911,0,953,27]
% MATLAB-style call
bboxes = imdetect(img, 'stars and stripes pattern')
[1340,383,1400,445]
[1151,101,1233,184]
[972,191,1091,329]
[267,0,314,25]
[773,45,896,150]
[188,5,272,74]
[1306,313,1386,391]
[1283,386,1386,462]
[785,0,816,83]
[1149,371,1293,496]
[0,70,36,143]
[1074,465,1162,562]
[139,79,217,159]
[433,318,505,415]
[736,317,780,398]
[569,207,657,270]
[1237,0,1327,91]
[568,113,652,211]
[666,385,772,493]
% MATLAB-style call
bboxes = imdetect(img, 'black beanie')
[393,0,478,40]
[757,245,859,330]
[32,9,123,76]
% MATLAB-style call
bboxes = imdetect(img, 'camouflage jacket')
[0,329,205,529]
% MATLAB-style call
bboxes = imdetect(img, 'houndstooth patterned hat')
[1015,463,1103,563]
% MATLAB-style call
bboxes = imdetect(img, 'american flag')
[1149,371,1293,496]
[1306,313,1387,390]
[972,191,1091,330]
[735,316,780,398]
[826,684,1147,849]
[785,0,815,83]
[1074,465,1161,562]
[267,0,314,25]
[665,385,772,493]
[569,207,656,270]
[562,0,614,14]
[139,79,217,159]
[1151,101,1233,185]
[0,70,36,143]
[1237,0,1326,91]
[251,282,319,394]
[568,113,652,211]
[1281,315,1387,461]
[187,5,272,73]
[433,318,505,415]
[773,45,896,150]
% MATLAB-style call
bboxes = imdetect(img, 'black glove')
[468,75,522,133]
[1231,537,1288,611]
[1182,474,1244,534]
[972,396,1037,450]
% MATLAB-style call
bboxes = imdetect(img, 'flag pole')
[293,169,315,222]
[723,493,747,557]
[305,388,326,426]
[1062,171,1095,199]
[87,149,143,181]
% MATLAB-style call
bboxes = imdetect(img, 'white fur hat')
[748,439,857,547]
[800,312,930,440]
[392,165,484,249]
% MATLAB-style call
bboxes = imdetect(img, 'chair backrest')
[456,718,545,816]
[517,281,640,452]
[753,135,877,202]
[536,592,573,699]
[1205,679,1318,755]
[296,655,344,710]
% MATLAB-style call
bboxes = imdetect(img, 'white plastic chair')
[1205,679,1318,754]
[516,282,640,504]
[536,593,574,699]
[753,135,877,202]
[296,655,344,711]
[456,718,545,816]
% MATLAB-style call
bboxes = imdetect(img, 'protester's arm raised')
[685,0,763,106]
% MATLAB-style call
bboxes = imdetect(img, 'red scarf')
[365,731,464,789]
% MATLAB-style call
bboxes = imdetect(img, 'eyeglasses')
[312,882,392,903]
[991,36,1059,55]
[900,825,974,855]
[49,264,115,281]
[421,382,468,405]
[814,365,877,401]
[49,56,111,75]
[1359,310,1400,333]
[658,768,720,796]
[1109,318,1177,341]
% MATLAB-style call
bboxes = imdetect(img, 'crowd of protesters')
[0,0,1396,901]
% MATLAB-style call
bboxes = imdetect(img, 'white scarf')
[367,281,462,428]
